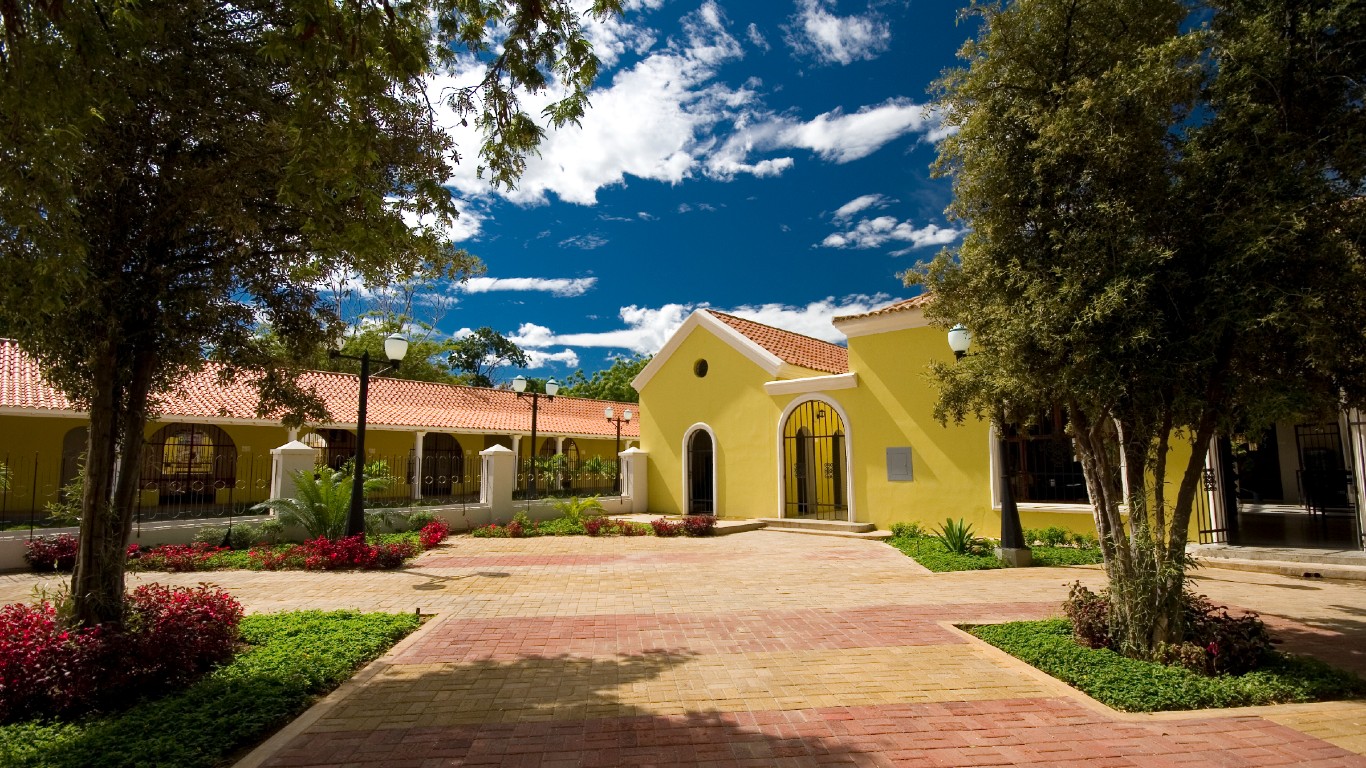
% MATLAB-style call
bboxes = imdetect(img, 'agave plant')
[253,466,390,540]
[934,518,976,555]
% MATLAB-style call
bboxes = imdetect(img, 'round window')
[693,359,709,378]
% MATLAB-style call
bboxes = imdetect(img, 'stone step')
[1191,544,1366,567]
[754,517,878,534]
[1195,557,1366,582]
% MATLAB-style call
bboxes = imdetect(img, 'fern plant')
[252,466,390,540]
[551,496,605,525]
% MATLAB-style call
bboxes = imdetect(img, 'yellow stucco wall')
[639,326,787,517]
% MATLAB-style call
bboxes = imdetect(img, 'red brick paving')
[264,699,1366,767]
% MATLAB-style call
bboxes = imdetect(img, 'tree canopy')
[913,0,1365,657]
[447,326,530,387]
[0,0,619,626]
[560,354,650,402]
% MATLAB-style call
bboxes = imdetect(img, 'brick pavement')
[1,533,1363,766]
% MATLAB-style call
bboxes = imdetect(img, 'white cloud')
[506,294,899,355]
[428,3,941,206]
[525,348,581,369]
[821,216,963,250]
[559,234,609,250]
[783,0,891,66]
[746,22,771,51]
[455,276,598,297]
[637,211,658,221]
[832,193,892,222]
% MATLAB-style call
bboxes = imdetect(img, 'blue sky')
[404,0,976,379]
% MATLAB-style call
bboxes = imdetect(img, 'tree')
[913,0,1365,658]
[447,327,529,386]
[560,354,650,402]
[0,0,619,627]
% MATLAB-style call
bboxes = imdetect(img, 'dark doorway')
[782,401,848,519]
[419,433,464,498]
[687,429,714,514]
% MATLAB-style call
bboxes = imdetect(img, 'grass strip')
[0,610,421,768]
[888,536,1103,571]
[969,618,1366,712]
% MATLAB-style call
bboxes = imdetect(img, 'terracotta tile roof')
[0,339,638,438]
[832,295,931,323]
[705,310,849,374]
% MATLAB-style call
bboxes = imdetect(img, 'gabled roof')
[705,311,849,375]
[631,309,849,392]
[0,340,638,439]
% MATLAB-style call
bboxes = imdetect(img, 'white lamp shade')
[384,333,409,363]
[545,378,560,396]
[623,409,632,422]
[947,324,972,355]
[605,406,614,420]
[512,375,528,393]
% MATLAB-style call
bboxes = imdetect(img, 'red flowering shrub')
[650,518,684,537]
[123,584,243,686]
[129,542,226,572]
[419,520,451,549]
[0,584,242,722]
[583,517,608,536]
[0,601,105,721]
[249,536,416,571]
[470,524,508,538]
[506,520,525,538]
[24,534,79,572]
[681,515,716,537]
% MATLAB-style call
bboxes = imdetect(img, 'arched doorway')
[60,426,88,492]
[686,427,715,514]
[782,400,848,520]
[141,424,237,505]
[420,433,463,498]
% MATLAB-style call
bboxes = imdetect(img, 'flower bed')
[27,520,453,574]
[0,585,243,722]
[471,514,715,538]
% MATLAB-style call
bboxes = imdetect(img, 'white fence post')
[480,444,515,522]
[619,447,648,514]
[269,440,318,502]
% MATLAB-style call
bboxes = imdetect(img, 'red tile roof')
[0,339,638,438]
[832,295,931,322]
[705,310,849,374]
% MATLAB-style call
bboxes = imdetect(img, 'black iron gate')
[782,401,847,519]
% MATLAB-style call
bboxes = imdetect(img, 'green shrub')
[406,512,437,531]
[889,521,927,539]
[933,518,976,555]
[192,526,229,547]
[888,536,1002,572]
[253,466,390,540]
[1031,546,1104,566]
[969,619,1366,712]
[0,611,420,767]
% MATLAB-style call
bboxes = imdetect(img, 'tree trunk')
[70,345,156,629]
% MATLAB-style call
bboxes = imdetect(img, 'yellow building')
[0,339,637,523]
[634,299,1366,551]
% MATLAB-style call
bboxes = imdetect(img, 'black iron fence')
[514,457,618,500]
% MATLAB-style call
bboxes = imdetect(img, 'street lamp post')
[331,333,409,537]
[605,406,633,494]
[513,375,558,500]
[945,325,1030,565]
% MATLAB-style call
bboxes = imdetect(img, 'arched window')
[562,439,580,463]
[141,424,237,505]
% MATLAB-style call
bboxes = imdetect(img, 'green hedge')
[970,619,1366,712]
[888,536,1104,572]
[0,611,421,767]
